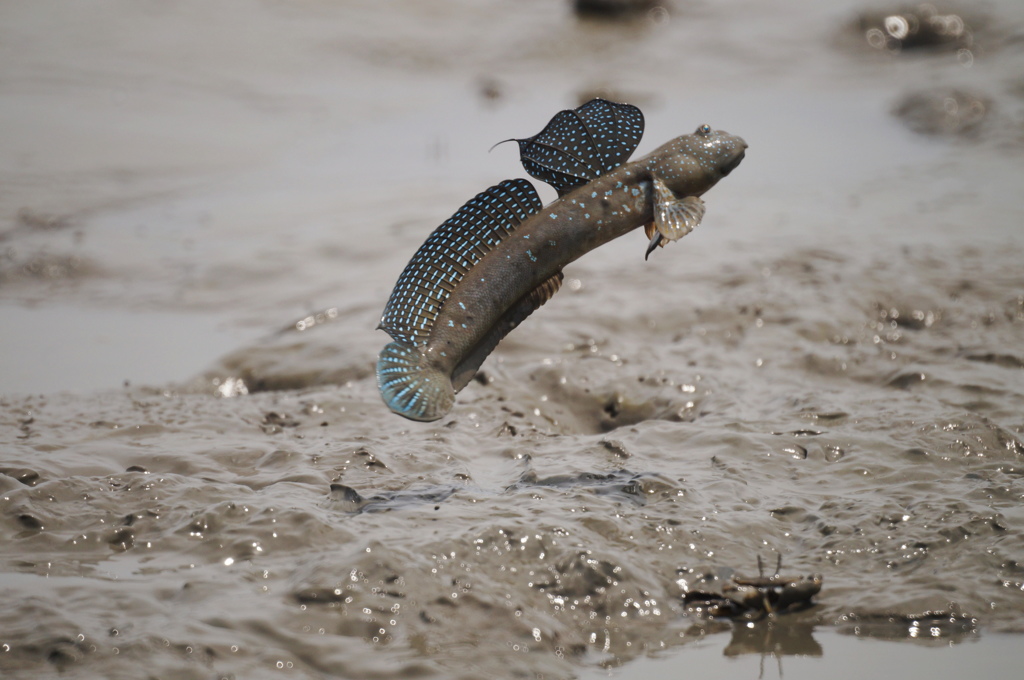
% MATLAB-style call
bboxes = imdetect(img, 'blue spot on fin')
[377,342,454,422]
[450,271,564,392]
[379,178,541,347]
[514,99,644,197]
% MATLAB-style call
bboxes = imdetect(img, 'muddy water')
[2,1,1023,678]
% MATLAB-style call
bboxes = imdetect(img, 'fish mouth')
[720,149,746,177]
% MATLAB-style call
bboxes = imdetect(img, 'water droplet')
[825,445,846,462]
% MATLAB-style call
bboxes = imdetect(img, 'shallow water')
[2,1,1024,678]
[580,629,1022,679]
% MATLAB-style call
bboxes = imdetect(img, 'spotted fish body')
[378,100,747,421]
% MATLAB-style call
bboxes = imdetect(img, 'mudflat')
[1,2,1022,678]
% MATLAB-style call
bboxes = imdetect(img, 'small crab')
[724,555,823,615]
[683,556,823,619]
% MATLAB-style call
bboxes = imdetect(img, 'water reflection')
[837,609,979,642]
[722,620,822,679]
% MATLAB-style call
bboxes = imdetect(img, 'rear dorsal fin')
[513,99,644,197]
[450,271,564,391]
[380,178,542,347]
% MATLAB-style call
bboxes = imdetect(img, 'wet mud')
[2,1,1023,678]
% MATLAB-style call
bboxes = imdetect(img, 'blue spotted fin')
[377,342,453,422]
[378,272,564,422]
[513,98,644,197]
[379,178,542,347]
[450,271,564,391]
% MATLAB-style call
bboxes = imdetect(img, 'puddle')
[580,627,1019,680]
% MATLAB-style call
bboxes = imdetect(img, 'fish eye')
[696,124,712,135]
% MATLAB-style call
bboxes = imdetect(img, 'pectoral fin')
[643,229,663,261]
[645,176,705,260]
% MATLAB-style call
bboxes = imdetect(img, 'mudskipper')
[377,99,746,421]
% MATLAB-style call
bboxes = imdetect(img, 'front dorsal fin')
[450,271,564,391]
[380,178,542,347]
[513,99,644,197]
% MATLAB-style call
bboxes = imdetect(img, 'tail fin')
[376,342,455,422]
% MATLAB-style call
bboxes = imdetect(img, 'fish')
[377,99,746,421]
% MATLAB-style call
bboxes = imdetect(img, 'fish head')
[647,125,747,195]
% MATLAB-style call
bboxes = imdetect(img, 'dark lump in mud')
[893,88,991,137]
[852,4,980,54]
[573,0,663,21]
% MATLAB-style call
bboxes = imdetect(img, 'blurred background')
[1,2,1023,678]
[1,0,1020,393]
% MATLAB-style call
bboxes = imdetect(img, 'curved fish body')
[377,100,746,421]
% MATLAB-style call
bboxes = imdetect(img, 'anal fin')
[451,271,564,391]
